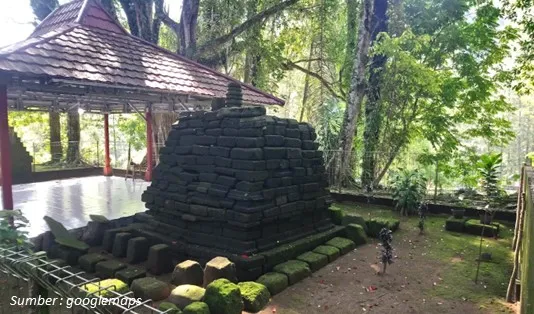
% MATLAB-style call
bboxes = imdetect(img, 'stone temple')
[139,100,343,280]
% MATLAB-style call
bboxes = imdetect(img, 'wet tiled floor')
[1,176,150,237]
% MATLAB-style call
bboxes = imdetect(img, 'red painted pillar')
[0,84,13,210]
[103,113,112,176]
[144,106,153,181]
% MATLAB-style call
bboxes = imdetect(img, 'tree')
[66,110,81,163]
[360,0,389,188]
[336,0,373,187]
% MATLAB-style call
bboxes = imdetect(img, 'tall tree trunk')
[180,0,200,57]
[360,0,389,188]
[299,41,315,122]
[343,0,358,90]
[337,0,373,187]
[49,112,62,163]
[66,110,80,163]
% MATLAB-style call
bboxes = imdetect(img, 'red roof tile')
[0,0,284,106]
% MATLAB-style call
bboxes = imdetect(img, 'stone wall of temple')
[142,107,333,255]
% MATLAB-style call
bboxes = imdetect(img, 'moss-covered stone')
[183,301,210,314]
[325,237,355,255]
[78,253,107,273]
[95,260,127,279]
[204,278,243,314]
[342,214,368,232]
[296,251,328,272]
[272,260,311,285]
[445,217,467,233]
[238,281,270,313]
[83,278,128,298]
[345,223,367,246]
[366,218,400,237]
[256,272,288,295]
[464,219,500,237]
[312,245,340,262]
[131,277,171,301]
[169,285,206,308]
[116,267,146,286]
[159,302,182,314]
[328,207,344,225]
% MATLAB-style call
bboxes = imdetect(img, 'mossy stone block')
[296,251,328,272]
[328,207,344,225]
[325,237,355,255]
[445,216,467,232]
[204,278,243,314]
[256,272,288,296]
[112,232,133,258]
[147,244,174,275]
[272,260,311,285]
[238,281,270,313]
[126,237,149,264]
[169,285,206,308]
[83,278,128,298]
[116,267,146,286]
[464,219,499,237]
[312,245,340,262]
[366,218,400,237]
[203,256,238,286]
[103,228,122,252]
[95,260,127,279]
[172,260,204,286]
[183,301,210,314]
[345,223,367,246]
[342,214,368,232]
[131,277,171,301]
[159,302,182,314]
[78,253,107,273]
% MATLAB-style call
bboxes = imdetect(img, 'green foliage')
[390,169,427,216]
[43,216,89,251]
[0,210,30,249]
[476,152,504,207]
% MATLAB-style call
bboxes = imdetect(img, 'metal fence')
[0,246,168,314]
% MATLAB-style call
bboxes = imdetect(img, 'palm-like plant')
[477,152,503,208]
[390,169,427,216]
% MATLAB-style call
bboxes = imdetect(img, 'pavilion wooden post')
[103,113,112,176]
[0,83,13,211]
[144,105,153,181]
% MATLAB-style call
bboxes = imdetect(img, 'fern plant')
[390,169,427,216]
[477,153,504,208]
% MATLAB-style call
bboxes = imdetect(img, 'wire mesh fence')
[0,246,168,314]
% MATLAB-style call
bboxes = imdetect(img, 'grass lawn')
[335,202,515,313]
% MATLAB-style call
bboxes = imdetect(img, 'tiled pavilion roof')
[0,0,284,113]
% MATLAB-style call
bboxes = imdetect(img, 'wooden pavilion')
[0,0,284,211]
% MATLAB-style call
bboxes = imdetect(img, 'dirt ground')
[259,228,515,314]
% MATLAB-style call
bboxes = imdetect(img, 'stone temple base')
[124,212,345,281]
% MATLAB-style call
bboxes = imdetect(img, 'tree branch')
[156,1,181,42]
[283,60,343,100]
[195,0,299,57]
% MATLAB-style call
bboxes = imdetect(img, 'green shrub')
[390,169,427,216]
[345,224,367,245]
[238,282,271,313]
[204,279,243,314]
[256,272,288,295]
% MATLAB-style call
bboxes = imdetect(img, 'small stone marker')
[169,284,206,308]
[78,253,107,273]
[131,277,171,301]
[126,237,149,264]
[95,260,127,279]
[171,260,204,286]
[112,232,133,257]
[116,267,146,286]
[203,256,238,286]
[146,244,173,275]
